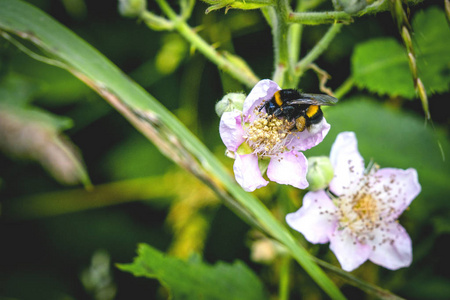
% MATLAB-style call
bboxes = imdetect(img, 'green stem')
[140,10,174,30]
[287,0,303,68]
[272,0,293,87]
[295,23,343,77]
[279,255,292,300]
[154,0,259,88]
[288,11,353,25]
[288,23,302,66]
[334,76,354,99]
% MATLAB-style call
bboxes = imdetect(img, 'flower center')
[352,194,378,223]
[243,112,294,157]
[336,177,386,244]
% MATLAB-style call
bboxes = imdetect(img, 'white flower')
[219,80,330,192]
[286,132,421,271]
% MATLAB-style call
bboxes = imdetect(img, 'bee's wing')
[285,94,338,106]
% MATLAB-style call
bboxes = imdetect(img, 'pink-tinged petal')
[329,131,365,196]
[286,190,338,244]
[368,222,412,270]
[267,151,309,189]
[329,227,372,272]
[285,118,331,151]
[219,111,245,152]
[233,154,269,192]
[243,79,281,120]
[369,168,421,218]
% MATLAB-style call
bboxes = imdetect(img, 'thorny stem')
[154,0,259,88]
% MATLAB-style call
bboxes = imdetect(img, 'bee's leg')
[295,116,306,132]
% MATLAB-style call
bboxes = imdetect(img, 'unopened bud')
[118,0,146,18]
[306,156,334,191]
[215,92,246,117]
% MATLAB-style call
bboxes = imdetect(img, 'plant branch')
[287,0,303,69]
[334,76,354,99]
[272,0,294,87]
[295,23,343,77]
[154,0,259,88]
[288,11,353,25]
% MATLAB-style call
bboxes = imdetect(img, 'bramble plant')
[0,0,449,299]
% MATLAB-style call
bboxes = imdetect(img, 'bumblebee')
[261,89,338,132]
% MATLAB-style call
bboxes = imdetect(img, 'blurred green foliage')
[0,0,449,299]
[118,243,267,300]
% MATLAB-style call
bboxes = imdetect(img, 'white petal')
[242,79,281,120]
[267,151,308,189]
[233,154,269,192]
[369,168,421,219]
[329,227,372,272]
[368,222,412,270]
[219,111,245,152]
[329,132,365,196]
[285,118,331,152]
[286,190,338,244]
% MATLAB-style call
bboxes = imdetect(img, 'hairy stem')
[288,11,353,25]
[272,0,295,87]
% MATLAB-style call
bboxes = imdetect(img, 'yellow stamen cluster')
[243,112,294,157]
[353,194,378,223]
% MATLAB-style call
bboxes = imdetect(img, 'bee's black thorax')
[263,89,325,132]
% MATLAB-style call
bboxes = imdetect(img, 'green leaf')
[118,244,268,300]
[352,6,450,98]
[352,38,414,97]
[412,6,450,94]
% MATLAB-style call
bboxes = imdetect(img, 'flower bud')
[306,156,334,191]
[118,0,146,18]
[215,92,246,117]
